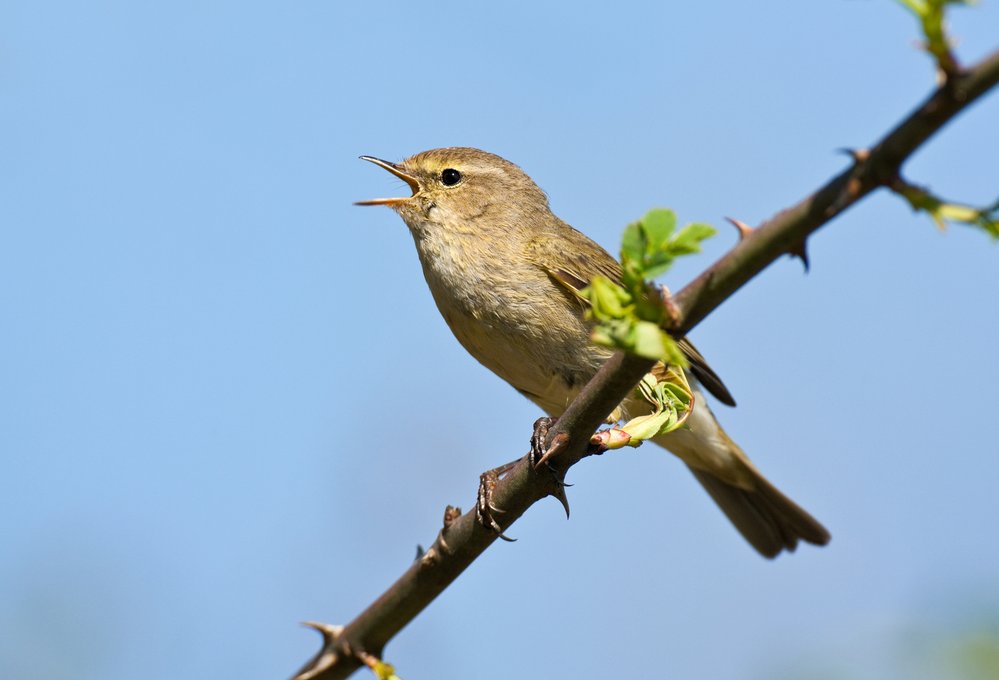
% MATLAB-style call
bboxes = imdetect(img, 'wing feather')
[529,226,736,406]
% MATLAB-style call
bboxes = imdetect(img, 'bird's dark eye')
[441,168,462,186]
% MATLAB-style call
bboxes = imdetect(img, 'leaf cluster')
[621,370,694,443]
[583,209,716,365]
[580,209,715,444]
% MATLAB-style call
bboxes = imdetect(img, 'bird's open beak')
[355,156,420,206]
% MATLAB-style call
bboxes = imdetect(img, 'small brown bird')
[358,147,830,558]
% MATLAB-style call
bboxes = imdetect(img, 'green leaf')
[618,410,673,442]
[894,180,999,239]
[641,257,674,281]
[621,210,716,281]
[621,209,683,282]
[661,380,693,407]
[642,322,687,365]
[583,275,632,320]
[631,321,668,361]
[670,222,718,256]
[616,370,694,442]
[641,209,677,250]
[620,221,646,266]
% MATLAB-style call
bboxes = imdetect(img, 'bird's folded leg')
[476,459,520,542]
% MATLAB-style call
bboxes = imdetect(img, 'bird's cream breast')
[410,226,601,407]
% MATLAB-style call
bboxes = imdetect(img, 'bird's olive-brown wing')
[674,338,736,407]
[528,223,736,407]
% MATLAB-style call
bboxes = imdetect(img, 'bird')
[357,146,830,558]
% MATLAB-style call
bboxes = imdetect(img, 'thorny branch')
[295,46,999,680]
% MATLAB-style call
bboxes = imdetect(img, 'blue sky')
[2,2,998,679]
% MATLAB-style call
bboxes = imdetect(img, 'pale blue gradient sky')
[2,2,998,679]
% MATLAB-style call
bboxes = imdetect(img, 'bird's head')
[356,147,550,233]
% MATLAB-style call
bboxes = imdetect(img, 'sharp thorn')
[836,147,870,163]
[301,621,343,641]
[535,431,570,469]
[552,483,571,519]
[789,240,810,272]
[724,216,755,241]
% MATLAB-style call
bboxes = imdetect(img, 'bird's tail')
[651,389,830,558]
[687,465,830,558]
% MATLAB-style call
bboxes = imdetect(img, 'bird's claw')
[529,416,556,467]
[473,416,575,538]
[529,416,572,518]
[476,468,516,542]
[531,417,571,470]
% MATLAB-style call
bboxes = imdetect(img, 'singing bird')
[357,147,829,558]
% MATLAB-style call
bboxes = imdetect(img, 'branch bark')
[295,47,999,680]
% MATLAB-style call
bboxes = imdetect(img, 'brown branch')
[294,47,999,680]
[674,48,999,333]
[292,353,654,680]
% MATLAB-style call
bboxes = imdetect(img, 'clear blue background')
[2,2,998,679]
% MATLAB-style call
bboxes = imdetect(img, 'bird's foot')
[531,416,572,468]
[476,460,519,542]
[529,416,572,519]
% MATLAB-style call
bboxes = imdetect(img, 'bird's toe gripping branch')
[474,416,576,539]
[529,416,573,518]
[476,462,518,542]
